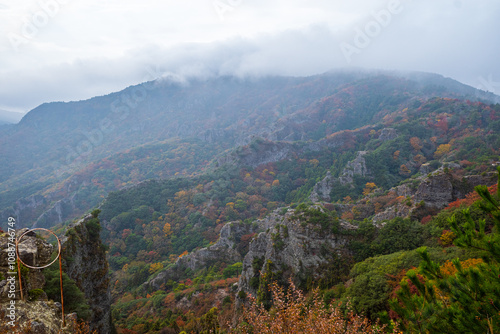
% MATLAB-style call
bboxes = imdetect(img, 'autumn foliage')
[233,280,400,334]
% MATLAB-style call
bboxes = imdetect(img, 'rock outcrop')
[372,169,498,222]
[0,229,53,303]
[310,151,369,202]
[237,206,352,298]
[309,171,335,202]
[147,221,259,291]
[216,139,297,168]
[61,213,111,334]
[0,214,111,333]
[378,128,398,141]
[0,195,47,230]
[339,151,369,185]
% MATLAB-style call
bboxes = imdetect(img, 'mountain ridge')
[1,70,499,230]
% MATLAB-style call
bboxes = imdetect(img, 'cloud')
[0,0,499,112]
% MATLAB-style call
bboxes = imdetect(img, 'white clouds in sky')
[0,0,499,112]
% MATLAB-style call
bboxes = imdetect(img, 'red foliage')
[446,183,497,210]
[387,268,424,320]
[420,215,432,224]
[122,229,132,239]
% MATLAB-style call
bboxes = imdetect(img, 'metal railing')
[15,228,65,327]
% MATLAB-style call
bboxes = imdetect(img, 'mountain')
[1,70,498,230]
[0,212,111,333]
[0,109,24,125]
[1,69,500,332]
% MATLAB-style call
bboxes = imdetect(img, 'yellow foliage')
[363,182,377,196]
[439,230,455,246]
[309,159,319,167]
[175,190,188,199]
[272,179,280,187]
[149,262,164,274]
[163,222,173,237]
[434,144,451,159]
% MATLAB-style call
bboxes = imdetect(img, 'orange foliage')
[234,280,400,333]
[309,159,319,167]
[439,258,484,277]
[399,164,410,175]
[341,211,354,220]
[149,262,164,274]
[446,183,497,210]
[410,137,423,151]
[434,144,451,159]
[363,182,377,196]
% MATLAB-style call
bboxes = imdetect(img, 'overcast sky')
[0,0,499,113]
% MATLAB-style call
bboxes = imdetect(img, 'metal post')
[16,228,64,328]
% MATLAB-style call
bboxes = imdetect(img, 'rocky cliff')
[0,213,111,333]
[236,205,353,299]
[310,151,369,202]
[61,213,111,333]
[372,167,498,222]
[147,221,259,291]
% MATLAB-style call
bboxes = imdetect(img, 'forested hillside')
[1,70,500,333]
[90,93,499,332]
[1,71,498,230]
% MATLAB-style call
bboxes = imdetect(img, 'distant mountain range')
[0,69,498,229]
[0,109,25,125]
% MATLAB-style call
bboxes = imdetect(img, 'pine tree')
[390,167,500,333]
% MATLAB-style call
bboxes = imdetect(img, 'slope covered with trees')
[1,71,498,230]
[2,70,499,333]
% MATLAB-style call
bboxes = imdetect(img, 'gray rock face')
[0,229,54,303]
[147,221,260,291]
[414,173,454,208]
[0,195,47,229]
[339,151,369,185]
[237,207,351,298]
[61,214,111,334]
[0,300,64,333]
[372,203,412,223]
[378,128,398,141]
[372,169,498,222]
[0,215,112,333]
[310,151,369,202]
[309,171,335,202]
[217,140,296,168]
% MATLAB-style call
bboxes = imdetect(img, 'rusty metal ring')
[16,228,61,269]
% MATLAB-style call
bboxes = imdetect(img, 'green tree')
[43,265,91,320]
[390,167,500,333]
